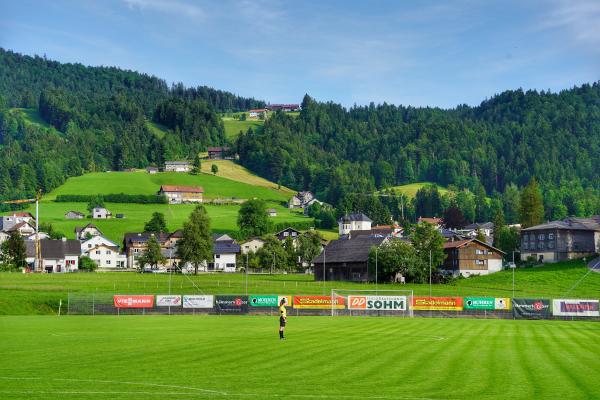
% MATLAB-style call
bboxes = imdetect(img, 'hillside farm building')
[158,185,204,204]
[164,161,191,172]
[207,146,231,160]
[442,239,505,277]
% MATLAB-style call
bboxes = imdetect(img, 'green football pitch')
[1,316,599,400]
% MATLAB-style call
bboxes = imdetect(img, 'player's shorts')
[279,316,286,327]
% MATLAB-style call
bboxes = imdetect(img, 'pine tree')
[144,212,168,233]
[192,153,201,174]
[520,178,544,228]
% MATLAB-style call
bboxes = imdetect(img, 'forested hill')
[0,48,263,203]
[237,86,600,221]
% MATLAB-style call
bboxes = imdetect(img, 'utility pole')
[375,246,378,293]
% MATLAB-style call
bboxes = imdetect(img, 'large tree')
[177,205,213,275]
[368,239,426,283]
[410,222,446,269]
[1,231,27,270]
[443,205,466,229]
[237,199,270,238]
[296,231,323,269]
[144,212,168,233]
[520,178,544,228]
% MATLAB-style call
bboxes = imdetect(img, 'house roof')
[26,239,81,258]
[418,217,442,225]
[248,109,267,113]
[464,222,494,230]
[159,185,204,193]
[11,212,35,218]
[207,146,230,152]
[275,227,301,236]
[443,238,506,255]
[75,224,101,234]
[213,233,234,242]
[6,221,35,232]
[214,241,240,254]
[522,217,600,232]
[146,166,159,170]
[66,211,84,216]
[123,232,170,245]
[313,236,386,264]
[339,213,372,223]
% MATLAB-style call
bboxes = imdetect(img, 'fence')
[67,293,600,321]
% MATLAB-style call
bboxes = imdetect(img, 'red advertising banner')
[411,296,463,311]
[114,295,154,308]
[293,295,345,309]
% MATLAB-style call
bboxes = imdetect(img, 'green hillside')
[222,116,264,139]
[9,108,54,130]
[380,182,451,199]
[145,121,170,139]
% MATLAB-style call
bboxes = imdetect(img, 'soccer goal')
[331,289,414,317]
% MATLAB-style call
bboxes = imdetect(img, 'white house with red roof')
[158,185,204,204]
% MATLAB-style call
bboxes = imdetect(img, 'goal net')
[331,289,414,317]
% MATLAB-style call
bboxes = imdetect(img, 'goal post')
[331,289,414,317]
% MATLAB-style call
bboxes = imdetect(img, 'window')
[215,254,221,259]
[475,260,486,265]
[523,242,529,250]
[538,234,545,240]
[548,233,554,240]
[292,232,297,236]
[106,250,111,255]
[134,248,139,253]
[88,244,92,248]
[475,249,483,255]
[284,232,289,237]
[106,260,111,264]
[538,242,545,249]
[95,250,101,255]
[548,241,555,249]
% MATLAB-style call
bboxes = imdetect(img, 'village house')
[240,237,266,254]
[75,224,103,240]
[209,234,240,272]
[6,221,36,236]
[338,213,372,235]
[265,104,300,112]
[65,211,85,219]
[417,217,443,229]
[92,207,112,219]
[312,235,388,282]
[83,243,127,270]
[25,238,80,273]
[0,230,10,244]
[158,185,204,204]
[288,191,319,209]
[80,235,119,253]
[267,208,277,217]
[146,166,159,174]
[275,227,301,243]
[25,232,50,241]
[247,109,267,119]
[1,212,35,231]
[441,239,505,277]
[207,146,230,160]
[123,232,171,269]
[164,160,191,172]
[520,216,600,263]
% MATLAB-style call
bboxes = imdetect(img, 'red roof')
[207,146,230,152]
[443,238,506,254]
[12,212,34,218]
[160,185,204,193]
[418,217,442,224]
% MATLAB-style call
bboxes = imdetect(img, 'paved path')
[588,257,600,272]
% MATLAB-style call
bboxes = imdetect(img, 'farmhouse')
[25,238,80,273]
[123,232,171,269]
[164,160,191,172]
[207,146,230,160]
[267,208,277,217]
[80,235,119,253]
[312,235,387,282]
[265,104,300,112]
[288,191,319,209]
[158,185,204,204]
[520,216,600,263]
[210,234,240,272]
[275,227,301,243]
[74,224,103,240]
[92,207,112,219]
[5,221,36,236]
[146,166,159,174]
[338,213,372,235]
[441,239,505,277]
[65,211,84,219]
[1,212,35,231]
[248,109,267,119]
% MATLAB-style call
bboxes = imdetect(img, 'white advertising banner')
[156,295,182,307]
[348,295,407,311]
[183,295,214,309]
[552,299,599,317]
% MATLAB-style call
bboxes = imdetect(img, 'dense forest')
[237,88,600,223]
[0,48,263,203]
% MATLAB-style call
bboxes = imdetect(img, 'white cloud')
[539,0,600,47]
[123,0,204,19]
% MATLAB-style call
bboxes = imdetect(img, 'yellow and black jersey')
[279,305,287,318]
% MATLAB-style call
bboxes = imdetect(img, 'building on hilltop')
[288,191,320,209]
[92,207,112,219]
[207,146,231,160]
[520,216,600,263]
[65,211,85,219]
[158,185,204,204]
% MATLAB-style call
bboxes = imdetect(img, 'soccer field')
[1,316,599,400]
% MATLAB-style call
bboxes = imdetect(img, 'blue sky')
[1,0,599,108]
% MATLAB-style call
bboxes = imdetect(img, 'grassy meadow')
[221,116,264,139]
[381,182,451,198]
[1,315,599,399]
[1,259,598,315]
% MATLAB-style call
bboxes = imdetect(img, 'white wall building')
[338,213,373,235]
[83,244,127,270]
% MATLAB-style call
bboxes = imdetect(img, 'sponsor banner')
[464,297,511,310]
[553,299,600,317]
[348,295,407,311]
[156,295,182,307]
[512,298,551,319]
[249,295,291,307]
[214,295,249,314]
[113,295,154,308]
[182,295,214,309]
[411,297,463,311]
[293,295,345,309]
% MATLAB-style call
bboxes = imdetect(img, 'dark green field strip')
[2,316,600,399]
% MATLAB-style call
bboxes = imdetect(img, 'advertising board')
[156,295,182,307]
[347,295,407,311]
[512,298,551,319]
[293,295,345,309]
[464,297,511,310]
[214,295,249,314]
[411,297,463,311]
[249,295,291,307]
[552,299,600,317]
[113,295,154,308]
[182,295,214,309]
